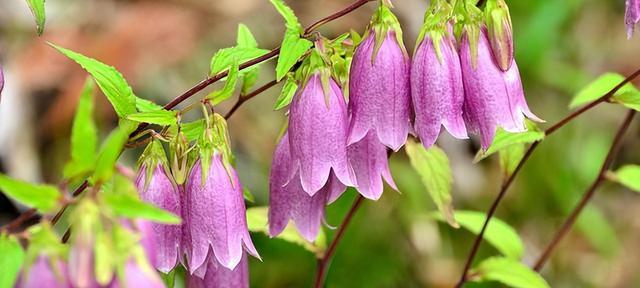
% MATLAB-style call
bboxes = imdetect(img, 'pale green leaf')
[91,125,133,183]
[609,165,640,192]
[64,79,98,179]
[127,110,177,126]
[276,30,313,81]
[611,89,640,111]
[433,211,524,259]
[209,63,240,105]
[210,47,270,76]
[476,121,544,161]
[405,140,457,227]
[135,97,164,112]
[0,234,25,288]
[236,24,263,94]
[274,76,298,110]
[49,43,137,117]
[166,120,206,142]
[103,193,181,224]
[237,23,258,48]
[570,73,638,108]
[269,0,303,31]
[246,207,326,255]
[473,257,550,288]
[25,0,46,35]
[0,175,61,213]
[499,144,526,179]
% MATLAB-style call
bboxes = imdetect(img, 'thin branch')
[533,110,636,271]
[224,79,279,119]
[314,195,365,288]
[304,0,376,35]
[455,67,640,287]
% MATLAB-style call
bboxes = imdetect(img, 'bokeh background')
[1,0,640,287]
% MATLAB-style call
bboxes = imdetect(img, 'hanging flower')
[17,256,70,288]
[460,27,542,149]
[626,0,640,38]
[348,3,410,151]
[484,0,514,71]
[269,133,346,242]
[347,132,396,200]
[186,253,249,288]
[288,73,355,195]
[107,260,164,288]
[135,140,181,273]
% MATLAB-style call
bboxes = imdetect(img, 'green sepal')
[169,131,191,186]
[368,4,408,61]
[138,139,172,191]
[415,0,452,63]
[198,113,236,188]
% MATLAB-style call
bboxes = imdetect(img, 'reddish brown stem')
[224,79,279,119]
[533,110,635,271]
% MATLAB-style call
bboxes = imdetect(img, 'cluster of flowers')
[268,0,541,242]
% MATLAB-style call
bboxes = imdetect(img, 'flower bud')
[348,4,410,151]
[484,0,514,71]
[460,28,542,149]
[17,256,70,288]
[186,253,249,288]
[347,132,397,200]
[268,133,345,242]
[411,24,467,147]
[135,140,181,273]
[626,0,640,38]
[184,118,259,273]
[288,72,355,195]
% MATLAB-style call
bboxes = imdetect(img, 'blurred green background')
[1,0,639,287]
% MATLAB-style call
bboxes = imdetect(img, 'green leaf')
[0,234,25,288]
[64,79,98,179]
[611,89,640,111]
[25,0,46,35]
[570,73,638,108]
[269,0,303,32]
[499,144,526,179]
[127,110,177,126]
[472,257,550,288]
[243,187,255,203]
[91,125,133,184]
[237,23,258,48]
[210,47,270,76]
[246,207,326,255]
[135,97,164,112]
[405,140,457,227]
[274,76,298,110]
[209,63,240,105]
[433,211,524,259]
[276,30,313,81]
[103,193,181,224]
[49,43,137,117]
[609,165,640,192]
[476,121,544,161]
[0,175,61,213]
[166,120,206,142]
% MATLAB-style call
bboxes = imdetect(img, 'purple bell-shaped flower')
[347,132,397,200]
[17,256,71,288]
[186,252,249,288]
[627,0,640,38]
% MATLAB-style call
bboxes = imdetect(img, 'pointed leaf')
[570,73,638,108]
[209,63,240,105]
[210,47,270,76]
[91,124,134,184]
[274,76,298,110]
[405,140,457,227]
[276,30,313,81]
[0,175,61,213]
[0,234,25,288]
[237,23,258,48]
[135,97,164,112]
[64,79,98,179]
[476,121,544,161]
[609,165,640,192]
[127,110,177,126]
[25,0,46,35]
[472,257,550,288]
[269,0,303,32]
[49,43,137,117]
[103,193,181,224]
[499,144,526,179]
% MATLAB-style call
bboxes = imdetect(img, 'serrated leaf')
[210,47,270,76]
[25,0,46,35]
[0,175,61,213]
[276,30,313,81]
[0,234,25,288]
[209,63,240,105]
[476,121,544,161]
[127,110,177,126]
[609,165,640,192]
[103,193,181,224]
[570,73,638,108]
[135,97,163,112]
[274,76,298,110]
[236,24,263,94]
[269,0,303,32]
[472,257,550,288]
[237,24,258,48]
[49,43,137,117]
[64,79,98,179]
[499,144,525,179]
[433,211,524,259]
[405,140,457,227]
[91,125,133,184]
[246,207,326,255]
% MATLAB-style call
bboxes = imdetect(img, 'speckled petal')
[347,132,397,200]
[411,32,467,148]
[348,31,410,151]
[289,73,355,194]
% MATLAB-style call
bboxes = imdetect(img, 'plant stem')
[314,195,365,288]
[224,79,279,119]
[455,67,640,287]
[533,110,635,271]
